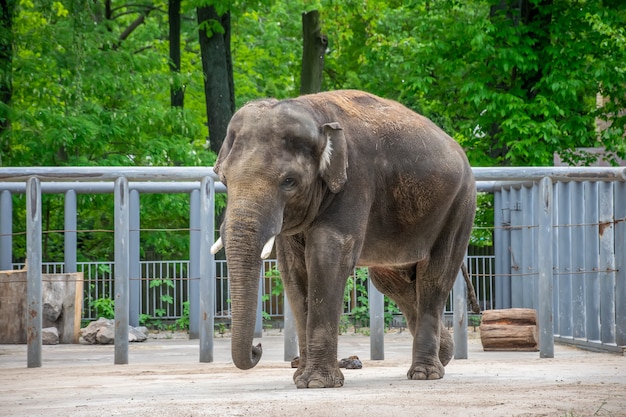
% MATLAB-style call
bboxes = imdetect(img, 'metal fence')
[493,179,626,353]
[15,253,495,323]
[3,166,624,367]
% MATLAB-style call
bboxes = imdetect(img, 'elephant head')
[211,98,348,370]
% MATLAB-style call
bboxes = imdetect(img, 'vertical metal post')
[283,294,298,361]
[129,189,140,327]
[114,177,130,365]
[369,279,384,360]
[453,267,468,359]
[1,189,13,271]
[570,181,585,339]
[509,187,523,307]
[551,181,559,336]
[584,181,601,342]
[598,181,616,345]
[615,181,626,347]
[254,272,264,338]
[494,189,512,309]
[537,176,554,358]
[189,189,200,339]
[64,190,77,274]
[521,185,534,308]
[556,181,572,339]
[26,177,42,368]
[199,176,215,362]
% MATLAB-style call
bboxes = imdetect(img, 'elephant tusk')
[210,237,223,255]
[261,236,276,259]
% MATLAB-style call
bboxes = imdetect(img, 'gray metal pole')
[199,177,215,362]
[584,181,601,342]
[537,177,554,358]
[598,181,616,345]
[64,190,77,274]
[521,185,534,308]
[114,177,130,365]
[453,267,468,359]
[369,279,384,360]
[26,177,42,368]
[283,294,298,361]
[570,181,585,339]
[556,182,572,338]
[615,181,626,347]
[509,187,523,308]
[129,189,140,327]
[188,189,200,339]
[0,189,12,270]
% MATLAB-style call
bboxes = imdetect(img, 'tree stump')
[479,308,539,351]
[0,270,84,344]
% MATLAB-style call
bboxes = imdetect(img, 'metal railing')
[14,255,496,322]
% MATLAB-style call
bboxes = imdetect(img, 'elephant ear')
[320,122,348,193]
[213,127,236,180]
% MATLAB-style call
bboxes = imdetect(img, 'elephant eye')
[281,177,298,190]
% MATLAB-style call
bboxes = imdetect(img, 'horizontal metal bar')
[0,167,220,182]
[1,166,624,184]
[0,181,227,194]
[472,167,626,182]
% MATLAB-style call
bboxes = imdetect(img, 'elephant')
[211,89,476,388]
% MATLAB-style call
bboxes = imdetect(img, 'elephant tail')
[461,263,482,314]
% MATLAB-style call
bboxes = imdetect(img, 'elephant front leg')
[294,302,344,388]
[408,312,446,380]
[293,282,346,388]
[294,232,355,389]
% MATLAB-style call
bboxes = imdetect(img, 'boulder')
[42,327,59,345]
[80,318,147,345]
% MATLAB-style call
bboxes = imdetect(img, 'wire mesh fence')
[13,253,495,323]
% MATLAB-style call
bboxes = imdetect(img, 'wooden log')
[480,308,539,351]
[481,308,537,326]
[480,324,539,351]
[0,270,84,344]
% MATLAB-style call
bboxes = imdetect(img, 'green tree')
[321,0,626,166]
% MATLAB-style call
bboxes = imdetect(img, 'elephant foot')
[294,366,344,388]
[407,362,445,380]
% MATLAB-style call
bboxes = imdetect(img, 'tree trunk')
[299,10,327,95]
[0,0,15,157]
[197,5,234,155]
[169,0,184,108]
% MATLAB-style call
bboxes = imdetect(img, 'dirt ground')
[1,329,624,417]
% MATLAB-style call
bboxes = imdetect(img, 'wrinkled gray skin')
[213,90,476,389]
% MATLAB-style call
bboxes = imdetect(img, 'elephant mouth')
[211,235,276,260]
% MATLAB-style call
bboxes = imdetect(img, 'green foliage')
[5,0,215,263]
[90,297,115,319]
[344,267,402,332]
[6,0,626,265]
[176,301,190,331]
[472,193,494,247]
[320,0,626,166]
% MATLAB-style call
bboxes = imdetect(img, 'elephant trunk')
[223,201,279,370]
[229,258,264,369]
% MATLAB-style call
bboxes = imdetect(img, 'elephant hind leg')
[369,267,452,372]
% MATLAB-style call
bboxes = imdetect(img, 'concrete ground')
[0,330,624,417]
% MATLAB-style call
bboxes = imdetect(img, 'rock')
[80,318,113,344]
[338,355,363,369]
[291,356,300,368]
[129,326,147,342]
[96,325,115,344]
[79,318,147,345]
[42,327,59,345]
